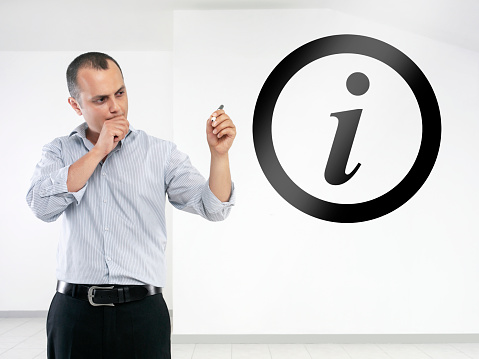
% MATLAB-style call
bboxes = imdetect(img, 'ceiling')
[163,0,479,52]
[0,0,478,52]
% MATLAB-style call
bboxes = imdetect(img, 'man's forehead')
[77,60,124,95]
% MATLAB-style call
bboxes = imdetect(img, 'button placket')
[101,168,108,232]
[100,164,111,273]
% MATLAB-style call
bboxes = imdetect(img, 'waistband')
[56,280,162,306]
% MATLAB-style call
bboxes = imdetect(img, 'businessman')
[26,52,236,358]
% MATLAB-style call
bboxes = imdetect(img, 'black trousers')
[46,291,171,359]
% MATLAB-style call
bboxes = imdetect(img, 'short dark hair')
[66,52,123,104]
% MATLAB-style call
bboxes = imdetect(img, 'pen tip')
[218,104,224,110]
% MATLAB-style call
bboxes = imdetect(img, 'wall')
[1,1,478,339]
[172,9,479,334]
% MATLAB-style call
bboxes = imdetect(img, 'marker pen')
[211,104,224,122]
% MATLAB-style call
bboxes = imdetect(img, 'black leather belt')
[56,280,162,307]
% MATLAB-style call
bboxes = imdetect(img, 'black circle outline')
[252,34,441,223]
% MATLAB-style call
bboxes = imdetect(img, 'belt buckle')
[88,286,115,307]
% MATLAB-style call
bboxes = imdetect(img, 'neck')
[85,127,99,145]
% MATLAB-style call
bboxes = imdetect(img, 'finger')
[211,114,231,127]
[104,119,128,132]
[211,109,225,118]
[209,109,226,122]
[109,123,128,136]
[107,115,127,123]
[206,119,216,135]
[212,120,234,134]
[108,125,128,140]
[216,127,236,139]
[111,119,129,132]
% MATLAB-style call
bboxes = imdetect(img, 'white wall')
[1,0,479,338]
[172,9,479,334]
[0,51,174,310]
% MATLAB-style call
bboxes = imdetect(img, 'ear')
[68,97,82,116]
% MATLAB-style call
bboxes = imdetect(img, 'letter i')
[324,72,370,185]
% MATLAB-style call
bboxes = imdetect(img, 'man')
[26,52,236,358]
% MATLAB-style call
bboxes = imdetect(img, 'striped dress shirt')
[26,122,235,287]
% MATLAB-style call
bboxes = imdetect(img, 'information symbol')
[253,35,441,223]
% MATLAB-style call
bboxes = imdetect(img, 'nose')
[109,97,120,113]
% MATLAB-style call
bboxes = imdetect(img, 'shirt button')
[102,172,106,176]
[104,227,109,231]
[106,257,112,261]
[103,199,107,203]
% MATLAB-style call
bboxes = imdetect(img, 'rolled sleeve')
[26,139,88,222]
[201,179,235,220]
[165,143,235,222]
[39,165,88,204]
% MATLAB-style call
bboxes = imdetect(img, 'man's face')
[69,60,128,135]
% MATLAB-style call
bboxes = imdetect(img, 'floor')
[2,318,479,359]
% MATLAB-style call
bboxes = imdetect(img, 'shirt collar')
[69,122,136,146]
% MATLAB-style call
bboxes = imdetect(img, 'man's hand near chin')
[66,115,129,193]
[95,115,130,155]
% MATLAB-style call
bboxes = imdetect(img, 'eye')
[95,97,105,103]
[116,91,124,96]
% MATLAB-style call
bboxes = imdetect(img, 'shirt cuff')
[39,165,88,204]
[202,180,236,213]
